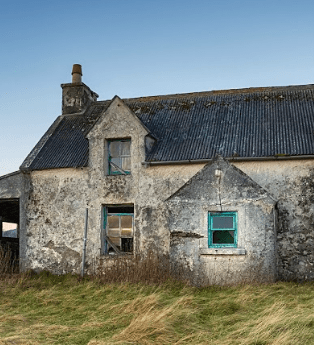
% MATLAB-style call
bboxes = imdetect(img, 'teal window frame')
[108,139,131,175]
[208,212,237,248]
[103,207,134,254]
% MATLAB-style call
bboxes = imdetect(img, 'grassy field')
[0,247,314,344]
[1,272,314,345]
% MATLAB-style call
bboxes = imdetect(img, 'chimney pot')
[61,65,99,114]
[72,64,82,83]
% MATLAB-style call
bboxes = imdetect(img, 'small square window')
[208,212,237,248]
[104,206,134,254]
[108,139,131,175]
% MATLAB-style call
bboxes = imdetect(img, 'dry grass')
[0,274,314,344]
[94,252,187,285]
[1,254,314,344]
[0,244,18,275]
[109,295,189,344]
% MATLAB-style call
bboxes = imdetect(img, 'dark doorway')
[0,199,19,267]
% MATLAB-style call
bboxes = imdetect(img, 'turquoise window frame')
[103,208,134,254]
[208,212,237,248]
[108,139,131,175]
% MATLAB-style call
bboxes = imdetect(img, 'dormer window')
[108,139,131,175]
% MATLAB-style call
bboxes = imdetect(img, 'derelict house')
[1,64,314,284]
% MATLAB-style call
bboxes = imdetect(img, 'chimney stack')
[72,64,82,84]
[61,64,99,114]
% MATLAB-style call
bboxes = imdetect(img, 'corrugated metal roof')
[21,102,110,170]
[21,84,314,170]
[126,85,314,161]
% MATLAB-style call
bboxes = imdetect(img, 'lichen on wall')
[21,94,314,284]
[167,157,277,285]
[235,159,314,282]
[22,98,203,274]
[25,169,89,273]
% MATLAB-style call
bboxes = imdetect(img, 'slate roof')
[21,84,314,171]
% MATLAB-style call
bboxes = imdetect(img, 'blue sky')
[1,0,314,175]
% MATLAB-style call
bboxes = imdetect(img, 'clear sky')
[1,0,314,176]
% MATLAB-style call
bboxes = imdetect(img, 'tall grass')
[1,253,314,344]
[1,274,314,344]
[0,244,18,275]
[95,252,188,285]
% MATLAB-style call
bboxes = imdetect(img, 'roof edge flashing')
[24,166,89,173]
[142,155,314,166]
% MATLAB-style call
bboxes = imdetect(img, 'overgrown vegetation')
[0,244,19,275]
[95,253,175,285]
[1,249,314,344]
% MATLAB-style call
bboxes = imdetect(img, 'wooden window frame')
[108,139,131,175]
[208,212,237,248]
[103,206,134,255]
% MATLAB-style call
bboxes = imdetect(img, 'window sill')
[109,172,131,176]
[100,252,134,258]
[106,174,132,178]
[200,248,246,255]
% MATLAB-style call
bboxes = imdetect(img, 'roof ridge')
[113,83,314,103]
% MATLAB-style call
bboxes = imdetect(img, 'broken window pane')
[105,206,134,254]
[212,216,233,229]
[208,212,237,248]
[212,230,235,244]
[109,237,121,248]
[121,238,133,252]
[107,206,134,214]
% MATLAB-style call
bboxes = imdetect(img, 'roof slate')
[20,84,314,171]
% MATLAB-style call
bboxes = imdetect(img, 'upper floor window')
[108,139,131,175]
[208,212,237,248]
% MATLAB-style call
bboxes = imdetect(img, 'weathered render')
[20,96,204,274]
[234,160,314,281]
[167,157,276,285]
[2,64,314,284]
[0,171,23,200]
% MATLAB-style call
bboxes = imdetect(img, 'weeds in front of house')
[94,252,191,286]
[1,267,314,344]
[0,244,18,275]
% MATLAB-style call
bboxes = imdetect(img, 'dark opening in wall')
[0,199,20,268]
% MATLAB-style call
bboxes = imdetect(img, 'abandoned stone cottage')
[1,64,314,284]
